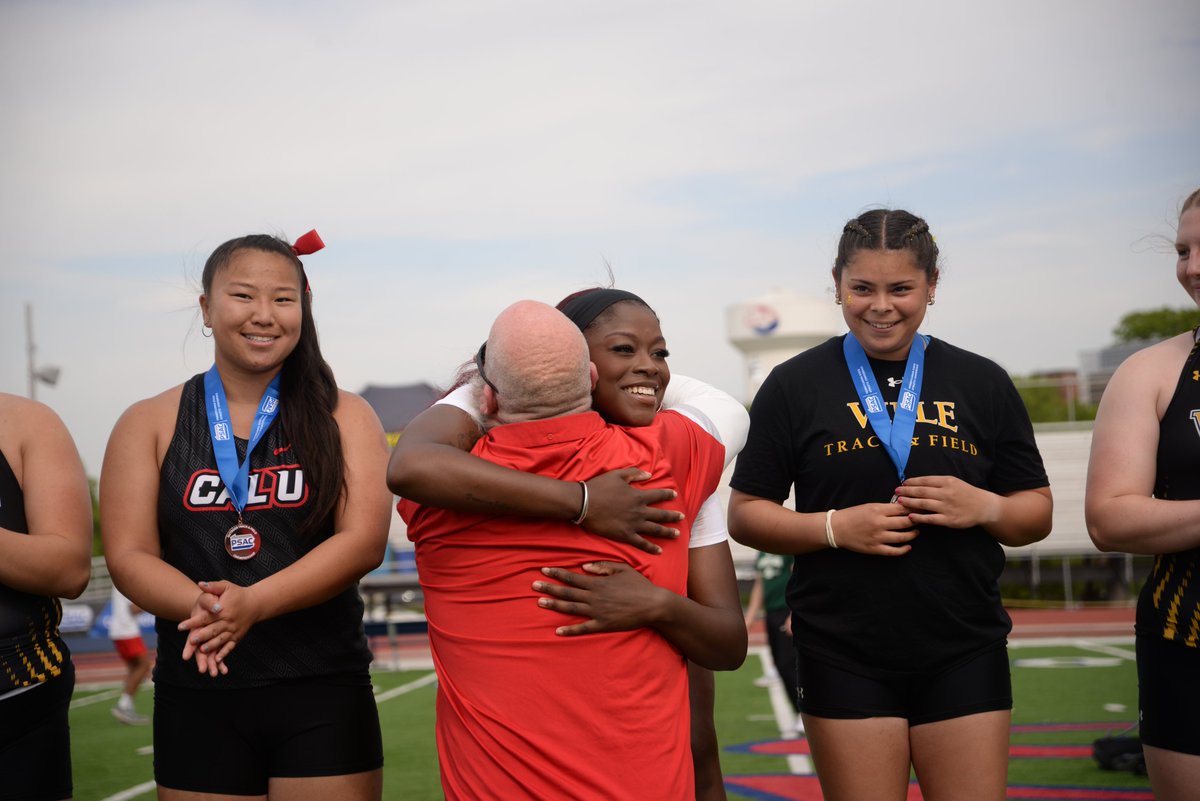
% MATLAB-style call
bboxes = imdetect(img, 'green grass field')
[70,639,1150,800]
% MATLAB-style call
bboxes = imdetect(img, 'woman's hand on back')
[580,468,685,555]
[533,561,667,634]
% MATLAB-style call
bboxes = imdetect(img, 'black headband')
[558,289,648,332]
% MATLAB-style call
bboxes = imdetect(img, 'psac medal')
[204,366,282,561]
[224,518,262,560]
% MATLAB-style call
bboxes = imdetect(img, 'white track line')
[749,645,813,775]
[70,688,121,708]
[98,781,155,801]
[1008,635,1133,648]
[1073,640,1136,660]
[374,670,438,703]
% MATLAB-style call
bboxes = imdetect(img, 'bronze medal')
[224,520,261,560]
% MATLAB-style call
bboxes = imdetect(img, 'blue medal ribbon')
[842,333,928,483]
[203,365,282,516]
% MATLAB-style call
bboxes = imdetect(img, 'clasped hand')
[177,580,261,677]
[832,476,997,556]
[532,561,667,636]
[893,475,998,530]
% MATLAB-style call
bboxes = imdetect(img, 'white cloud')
[1,0,1198,470]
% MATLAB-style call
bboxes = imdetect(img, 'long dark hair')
[833,208,940,283]
[201,234,343,542]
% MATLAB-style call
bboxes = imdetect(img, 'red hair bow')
[292,229,325,256]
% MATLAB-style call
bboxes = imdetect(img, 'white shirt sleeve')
[661,374,749,467]
[108,587,140,640]
[689,492,729,548]
[434,382,484,426]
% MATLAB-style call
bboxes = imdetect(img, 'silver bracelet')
[571,481,589,525]
[825,508,838,549]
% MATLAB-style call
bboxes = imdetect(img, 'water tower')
[726,288,844,401]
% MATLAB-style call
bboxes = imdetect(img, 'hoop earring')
[202,324,213,338]
[927,295,936,306]
[834,293,842,305]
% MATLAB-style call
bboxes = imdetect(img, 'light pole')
[25,303,60,401]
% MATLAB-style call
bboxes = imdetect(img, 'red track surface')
[74,607,1134,687]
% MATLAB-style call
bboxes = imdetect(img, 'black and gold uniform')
[0,451,71,691]
[1136,327,1200,755]
[731,335,1048,719]
[0,446,75,801]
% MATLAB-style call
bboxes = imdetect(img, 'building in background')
[1078,338,1165,405]
[725,288,843,401]
[360,383,443,447]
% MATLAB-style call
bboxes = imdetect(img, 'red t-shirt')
[399,410,725,801]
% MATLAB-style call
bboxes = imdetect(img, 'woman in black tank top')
[0,392,92,801]
[100,233,393,800]
[1086,188,1200,801]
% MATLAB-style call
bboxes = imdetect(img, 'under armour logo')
[887,377,902,388]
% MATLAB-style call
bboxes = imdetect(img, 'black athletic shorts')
[154,676,383,794]
[796,643,1012,726]
[0,662,74,801]
[1137,634,1200,755]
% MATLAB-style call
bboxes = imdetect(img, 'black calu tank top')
[1138,328,1200,647]
[0,447,71,692]
[154,373,372,688]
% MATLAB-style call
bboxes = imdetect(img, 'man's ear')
[482,384,499,416]
[589,362,598,392]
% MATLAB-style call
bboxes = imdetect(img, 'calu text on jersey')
[183,465,309,511]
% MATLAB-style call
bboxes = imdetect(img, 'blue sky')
[1,0,1198,474]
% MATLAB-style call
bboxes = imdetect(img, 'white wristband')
[825,508,838,549]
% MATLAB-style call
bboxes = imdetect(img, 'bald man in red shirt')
[398,300,743,800]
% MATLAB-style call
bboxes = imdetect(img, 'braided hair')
[834,209,940,284]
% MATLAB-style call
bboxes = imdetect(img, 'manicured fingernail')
[199,581,209,588]
[178,623,189,631]
[581,563,594,569]
[532,582,545,591]
[541,567,552,576]
[212,603,222,613]
[538,598,551,607]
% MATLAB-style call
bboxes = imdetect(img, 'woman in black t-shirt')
[1086,188,1200,801]
[729,209,1052,801]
